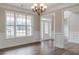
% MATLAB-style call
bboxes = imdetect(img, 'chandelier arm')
[31,4,47,15]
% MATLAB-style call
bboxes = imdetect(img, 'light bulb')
[40,4,44,7]
[31,6,34,9]
[44,6,47,9]
[33,4,38,7]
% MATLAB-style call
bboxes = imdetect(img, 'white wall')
[0,6,40,49]
[70,13,79,32]
[0,32,40,49]
[54,10,68,48]
[69,13,79,43]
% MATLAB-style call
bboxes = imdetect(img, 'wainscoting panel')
[69,32,79,43]
[0,31,40,49]
[51,32,55,39]
[54,33,68,48]
[33,31,40,40]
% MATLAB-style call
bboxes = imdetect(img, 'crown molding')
[0,3,35,15]
[42,4,77,15]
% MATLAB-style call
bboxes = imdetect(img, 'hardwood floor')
[0,40,79,55]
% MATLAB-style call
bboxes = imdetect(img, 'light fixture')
[31,3,47,15]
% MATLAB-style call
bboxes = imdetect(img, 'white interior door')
[41,20,51,40]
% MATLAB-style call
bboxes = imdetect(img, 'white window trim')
[5,10,33,38]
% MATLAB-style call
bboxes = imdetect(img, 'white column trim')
[54,32,68,48]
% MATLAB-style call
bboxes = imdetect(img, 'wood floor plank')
[0,40,78,55]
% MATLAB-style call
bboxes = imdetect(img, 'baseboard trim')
[0,41,41,51]
[41,39,54,41]
[0,39,54,50]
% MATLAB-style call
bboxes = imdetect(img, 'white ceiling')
[0,3,77,14]
[6,3,76,12]
[65,5,79,13]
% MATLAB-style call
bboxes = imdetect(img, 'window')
[45,22,49,34]
[5,11,33,38]
[6,11,14,38]
[27,15,32,36]
[16,13,26,37]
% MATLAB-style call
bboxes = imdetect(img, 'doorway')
[41,18,52,40]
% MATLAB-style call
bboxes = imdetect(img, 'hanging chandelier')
[31,4,47,15]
